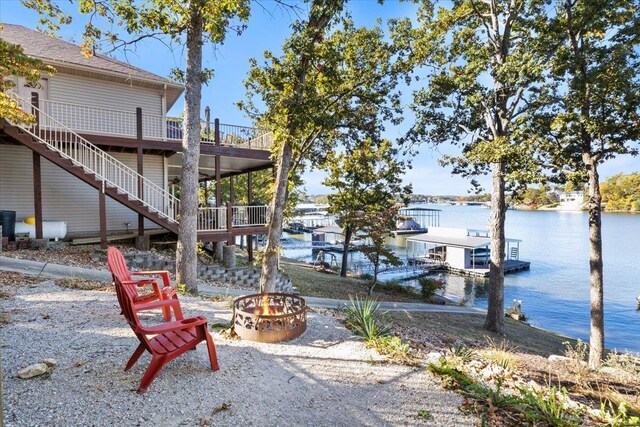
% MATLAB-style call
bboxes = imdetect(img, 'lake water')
[282,205,640,353]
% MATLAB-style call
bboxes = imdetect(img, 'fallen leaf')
[211,402,231,416]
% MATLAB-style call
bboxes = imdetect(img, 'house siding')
[0,145,166,235]
[49,73,162,115]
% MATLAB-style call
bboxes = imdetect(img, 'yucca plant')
[344,296,392,342]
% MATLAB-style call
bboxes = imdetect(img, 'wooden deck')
[408,257,531,278]
[445,260,531,278]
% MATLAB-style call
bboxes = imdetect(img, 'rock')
[42,358,57,367]
[18,362,50,379]
[424,352,443,365]
[548,354,572,362]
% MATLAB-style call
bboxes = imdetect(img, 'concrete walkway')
[0,256,485,314]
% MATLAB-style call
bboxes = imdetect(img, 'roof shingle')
[1,23,178,86]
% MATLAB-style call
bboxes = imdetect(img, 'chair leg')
[204,331,220,372]
[138,355,166,393]
[125,343,145,371]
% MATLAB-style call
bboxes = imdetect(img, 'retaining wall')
[93,250,295,293]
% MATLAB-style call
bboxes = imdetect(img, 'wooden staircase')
[4,124,179,234]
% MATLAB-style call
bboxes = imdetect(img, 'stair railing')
[7,91,180,224]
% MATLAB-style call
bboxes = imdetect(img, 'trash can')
[0,210,16,241]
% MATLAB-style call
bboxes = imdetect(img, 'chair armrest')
[121,278,157,287]
[133,298,184,320]
[139,316,207,335]
[131,271,171,287]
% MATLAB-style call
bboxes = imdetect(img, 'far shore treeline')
[304,172,640,212]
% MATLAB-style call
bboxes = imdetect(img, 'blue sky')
[1,0,638,195]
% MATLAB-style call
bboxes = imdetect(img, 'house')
[557,191,584,211]
[0,24,273,253]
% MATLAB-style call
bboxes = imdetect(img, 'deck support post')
[136,107,144,237]
[99,186,107,249]
[32,151,43,240]
[31,92,43,240]
[247,171,254,262]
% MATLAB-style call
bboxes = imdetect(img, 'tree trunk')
[484,161,506,335]
[369,260,379,295]
[340,225,353,277]
[259,2,337,293]
[176,4,203,293]
[585,156,604,368]
[259,141,293,293]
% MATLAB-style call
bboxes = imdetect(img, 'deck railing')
[31,98,272,149]
[197,205,269,232]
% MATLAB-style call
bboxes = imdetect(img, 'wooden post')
[99,187,107,249]
[32,151,43,240]
[31,92,40,133]
[215,155,221,207]
[136,107,144,236]
[205,106,211,139]
[247,171,254,262]
[230,175,235,204]
[226,202,233,233]
[214,118,220,146]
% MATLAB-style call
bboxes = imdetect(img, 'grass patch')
[280,259,425,303]
[55,277,113,291]
[417,409,434,421]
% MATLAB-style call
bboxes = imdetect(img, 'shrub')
[564,339,589,363]
[518,385,582,426]
[344,296,391,342]
[419,277,442,301]
[377,280,418,296]
[372,335,411,358]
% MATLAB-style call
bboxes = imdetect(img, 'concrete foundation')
[223,245,236,269]
[135,235,150,251]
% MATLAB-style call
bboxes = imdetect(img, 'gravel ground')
[1,278,474,427]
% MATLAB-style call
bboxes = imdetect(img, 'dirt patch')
[1,281,476,426]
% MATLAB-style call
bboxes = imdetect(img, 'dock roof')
[314,226,344,235]
[407,233,521,249]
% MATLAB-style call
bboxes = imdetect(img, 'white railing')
[233,205,268,227]
[40,98,138,138]
[9,92,180,224]
[197,205,269,231]
[26,98,273,149]
[197,207,227,231]
[247,131,274,149]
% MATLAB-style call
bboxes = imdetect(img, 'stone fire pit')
[232,293,307,343]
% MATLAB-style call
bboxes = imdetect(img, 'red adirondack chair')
[114,276,220,393]
[107,246,177,321]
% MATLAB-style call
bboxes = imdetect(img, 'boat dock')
[407,257,531,278]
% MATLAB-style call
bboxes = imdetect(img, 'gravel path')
[1,279,474,427]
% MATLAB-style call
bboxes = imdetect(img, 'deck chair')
[107,246,177,321]
[115,280,220,393]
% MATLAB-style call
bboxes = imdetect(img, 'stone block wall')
[94,250,295,294]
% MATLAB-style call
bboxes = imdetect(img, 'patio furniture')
[114,278,220,393]
[107,246,177,321]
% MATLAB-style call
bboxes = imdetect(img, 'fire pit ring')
[232,293,307,343]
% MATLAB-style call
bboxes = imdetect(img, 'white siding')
[49,73,162,115]
[0,145,166,235]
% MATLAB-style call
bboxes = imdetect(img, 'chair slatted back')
[107,247,132,283]
[108,247,150,348]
